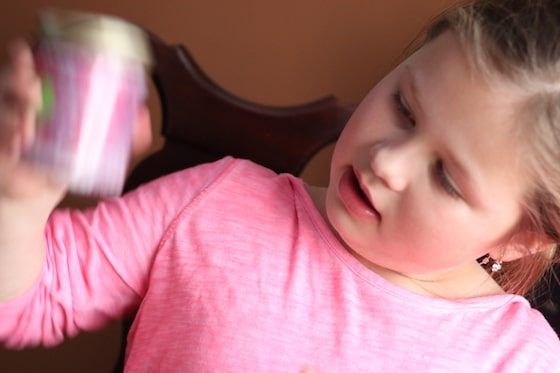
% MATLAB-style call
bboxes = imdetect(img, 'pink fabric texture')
[1,157,559,372]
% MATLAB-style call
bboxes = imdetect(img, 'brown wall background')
[1,0,461,371]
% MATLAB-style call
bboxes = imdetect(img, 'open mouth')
[354,175,373,207]
[338,168,380,220]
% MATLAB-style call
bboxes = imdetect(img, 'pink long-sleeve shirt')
[1,157,559,372]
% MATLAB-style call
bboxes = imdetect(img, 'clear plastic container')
[25,9,152,197]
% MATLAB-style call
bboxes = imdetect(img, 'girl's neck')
[351,247,505,299]
[306,185,505,300]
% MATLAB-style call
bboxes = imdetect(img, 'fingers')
[8,39,35,76]
[5,39,40,111]
[9,40,42,149]
[0,39,41,157]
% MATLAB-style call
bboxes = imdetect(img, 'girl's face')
[326,32,528,277]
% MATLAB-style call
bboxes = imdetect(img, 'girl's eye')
[392,91,416,128]
[433,160,462,199]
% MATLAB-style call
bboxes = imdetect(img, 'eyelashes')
[392,91,416,128]
[433,160,461,199]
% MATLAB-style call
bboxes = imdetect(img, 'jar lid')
[38,8,153,66]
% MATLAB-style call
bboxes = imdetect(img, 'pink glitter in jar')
[25,9,152,197]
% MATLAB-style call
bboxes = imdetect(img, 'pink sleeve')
[0,157,237,348]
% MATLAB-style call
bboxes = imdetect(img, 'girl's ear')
[491,229,556,262]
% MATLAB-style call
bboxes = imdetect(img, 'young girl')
[1,0,560,371]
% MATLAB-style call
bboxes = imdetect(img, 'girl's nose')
[369,139,421,192]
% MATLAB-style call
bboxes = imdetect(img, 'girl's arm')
[0,40,67,302]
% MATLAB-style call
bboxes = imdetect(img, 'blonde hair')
[425,0,560,296]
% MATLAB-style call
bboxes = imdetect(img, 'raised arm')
[0,40,67,302]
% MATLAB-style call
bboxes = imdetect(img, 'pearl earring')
[479,254,502,273]
[491,260,503,273]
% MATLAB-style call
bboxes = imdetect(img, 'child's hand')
[0,39,66,202]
